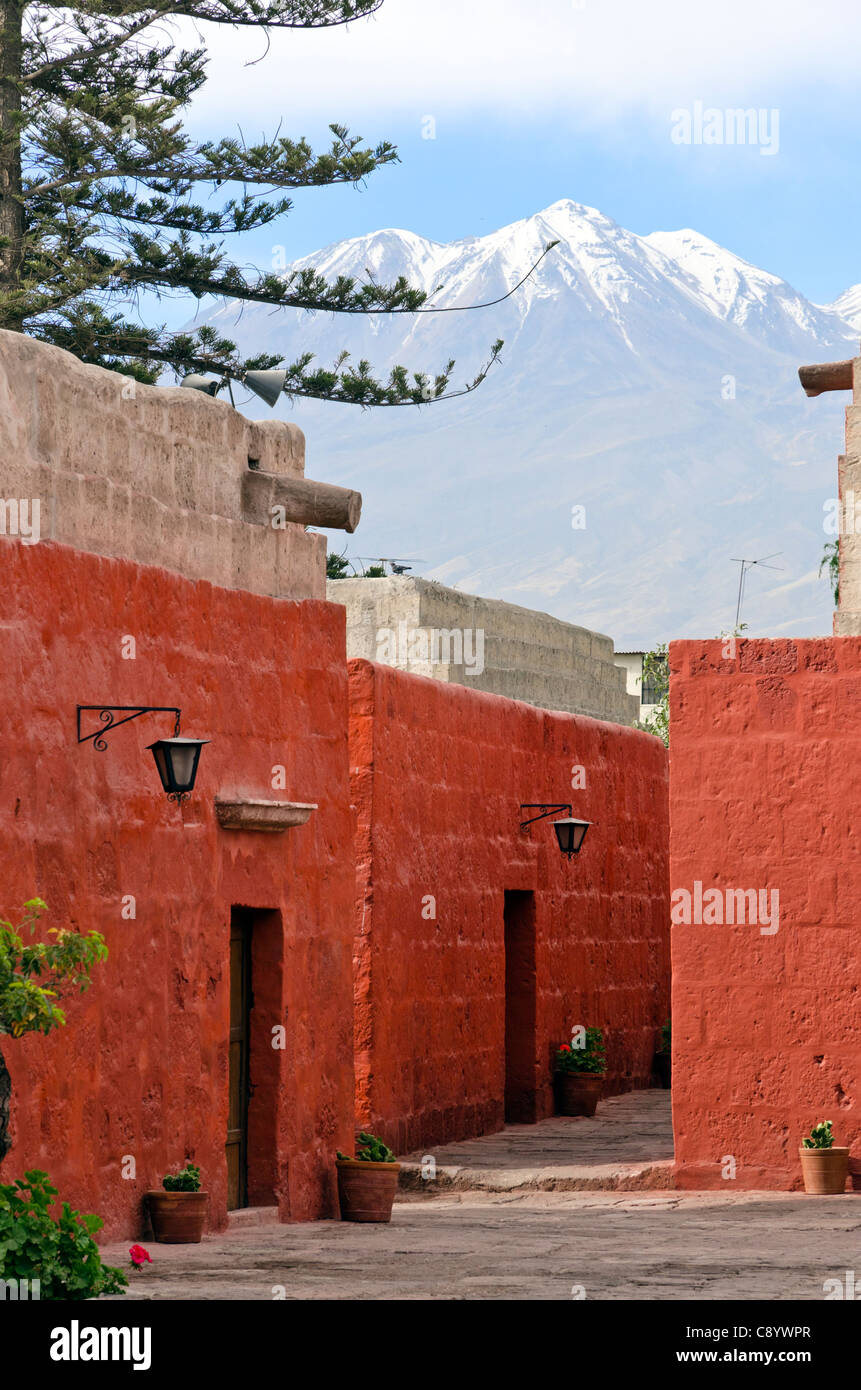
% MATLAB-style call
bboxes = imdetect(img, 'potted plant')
[799,1121,849,1195]
[336,1132,400,1223]
[147,1161,208,1243]
[554,1028,607,1116]
[654,1018,671,1089]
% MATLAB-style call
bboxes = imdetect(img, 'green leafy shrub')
[0,1170,126,1300]
[337,1132,396,1163]
[162,1162,201,1192]
[658,1018,671,1054]
[802,1121,834,1150]
[554,1028,607,1075]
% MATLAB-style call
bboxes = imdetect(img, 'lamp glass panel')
[167,743,198,788]
[150,743,171,792]
[147,738,208,795]
[571,821,589,852]
[554,818,590,855]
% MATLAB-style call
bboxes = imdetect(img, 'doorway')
[227,911,252,1209]
[226,906,282,1211]
[503,890,537,1124]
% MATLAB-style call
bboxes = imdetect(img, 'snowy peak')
[644,227,784,315]
[277,202,856,354]
[642,228,850,347]
[198,198,861,644]
[293,226,446,294]
[826,283,861,331]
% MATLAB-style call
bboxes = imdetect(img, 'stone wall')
[330,575,638,725]
[0,331,359,602]
[836,358,861,634]
[349,658,669,1155]
[0,538,355,1237]
[670,637,861,1188]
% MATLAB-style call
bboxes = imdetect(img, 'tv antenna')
[730,553,783,629]
[355,556,427,576]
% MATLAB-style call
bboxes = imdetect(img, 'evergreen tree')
[0,0,553,403]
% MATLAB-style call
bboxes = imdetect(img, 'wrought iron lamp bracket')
[77,706,181,752]
[519,803,573,832]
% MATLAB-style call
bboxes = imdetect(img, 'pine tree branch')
[25,125,398,198]
[32,304,504,405]
[4,0,535,405]
[117,241,557,315]
[76,189,292,235]
[32,0,383,30]
[22,13,165,84]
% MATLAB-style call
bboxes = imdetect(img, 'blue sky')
[172,0,861,309]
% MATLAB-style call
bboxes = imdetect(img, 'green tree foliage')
[0,898,108,1161]
[326,550,351,579]
[820,539,839,606]
[634,643,669,747]
[0,0,542,401]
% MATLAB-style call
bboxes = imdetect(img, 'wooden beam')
[798,360,855,397]
[241,470,362,533]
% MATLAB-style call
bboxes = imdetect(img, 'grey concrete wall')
[0,331,332,600]
[328,575,638,724]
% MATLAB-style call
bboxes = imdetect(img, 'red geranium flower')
[129,1244,152,1269]
[560,1044,571,1052]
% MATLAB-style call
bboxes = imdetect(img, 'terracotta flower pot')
[849,1157,861,1193]
[799,1148,849,1195]
[654,1052,671,1089]
[555,1072,604,1117]
[146,1190,208,1242]
[336,1160,400,1222]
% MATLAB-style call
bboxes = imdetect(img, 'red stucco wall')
[348,658,670,1155]
[670,638,861,1189]
[0,539,355,1237]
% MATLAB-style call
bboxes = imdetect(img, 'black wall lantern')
[520,803,591,859]
[77,706,209,805]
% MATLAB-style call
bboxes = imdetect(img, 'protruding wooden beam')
[798,360,855,397]
[242,470,362,533]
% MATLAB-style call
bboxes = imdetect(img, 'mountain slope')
[827,283,861,330]
[202,200,857,644]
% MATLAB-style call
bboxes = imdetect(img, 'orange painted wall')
[670,638,861,1189]
[0,538,355,1237]
[348,658,670,1155]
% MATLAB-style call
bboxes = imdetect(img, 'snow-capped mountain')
[827,283,861,331]
[201,200,859,645]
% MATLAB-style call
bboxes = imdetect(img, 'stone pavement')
[399,1090,674,1194]
[102,1190,861,1301]
[100,1095,861,1301]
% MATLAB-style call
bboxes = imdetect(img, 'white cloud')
[764,568,819,598]
[189,0,861,128]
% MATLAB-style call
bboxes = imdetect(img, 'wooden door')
[227,913,251,1210]
[503,890,537,1124]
